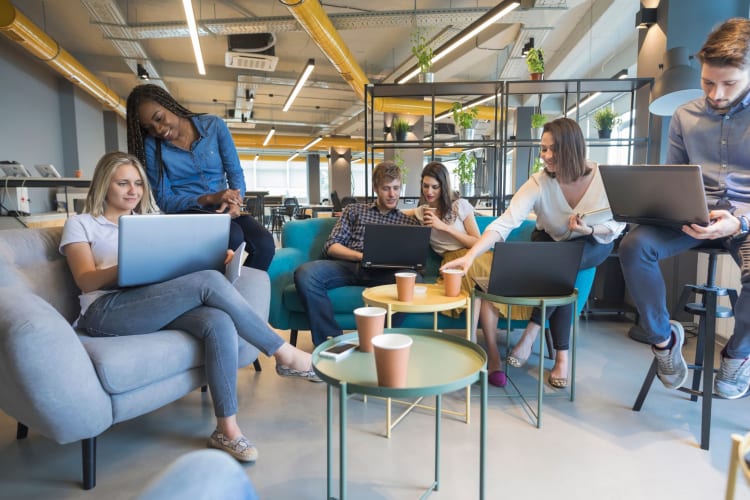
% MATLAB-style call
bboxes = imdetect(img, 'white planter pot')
[459,183,474,197]
[459,128,475,141]
[418,72,434,83]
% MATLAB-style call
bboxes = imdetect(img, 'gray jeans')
[78,269,284,418]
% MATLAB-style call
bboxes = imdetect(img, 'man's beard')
[707,82,750,111]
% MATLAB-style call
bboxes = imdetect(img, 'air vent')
[225,52,279,72]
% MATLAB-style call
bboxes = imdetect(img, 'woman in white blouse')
[442,118,625,389]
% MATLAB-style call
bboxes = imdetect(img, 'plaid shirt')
[323,202,418,255]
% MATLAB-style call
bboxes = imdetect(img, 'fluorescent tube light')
[182,0,205,75]
[262,127,276,146]
[397,1,520,84]
[283,59,315,112]
[302,136,323,151]
[288,152,300,162]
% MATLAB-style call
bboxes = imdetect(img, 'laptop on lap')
[474,241,583,297]
[118,213,230,287]
[361,224,431,270]
[599,165,710,227]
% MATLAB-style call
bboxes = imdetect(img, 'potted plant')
[530,113,547,140]
[392,117,410,141]
[411,30,434,83]
[526,47,544,80]
[451,102,479,140]
[453,151,477,196]
[592,107,621,139]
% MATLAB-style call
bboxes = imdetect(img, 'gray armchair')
[0,227,268,489]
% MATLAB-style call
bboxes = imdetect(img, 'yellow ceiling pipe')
[283,0,498,122]
[0,0,126,117]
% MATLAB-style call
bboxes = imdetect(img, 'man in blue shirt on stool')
[620,18,750,399]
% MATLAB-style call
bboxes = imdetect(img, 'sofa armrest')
[0,287,112,444]
[266,247,306,330]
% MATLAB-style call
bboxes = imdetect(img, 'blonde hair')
[84,152,158,216]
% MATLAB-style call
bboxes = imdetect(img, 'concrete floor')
[1,317,749,499]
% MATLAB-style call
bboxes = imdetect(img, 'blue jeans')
[294,260,413,345]
[527,234,614,350]
[230,215,275,271]
[77,270,285,418]
[619,224,750,358]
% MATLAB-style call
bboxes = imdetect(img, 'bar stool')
[632,247,737,450]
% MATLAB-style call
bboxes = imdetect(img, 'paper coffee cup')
[395,272,417,302]
[353,307,387,353]
[372,333,413,388]
[442,269,464,297]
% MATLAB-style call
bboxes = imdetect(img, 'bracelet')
[589,225,595,236]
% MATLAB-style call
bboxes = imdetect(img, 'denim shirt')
[144,114,246,213]
[666,92,750,216]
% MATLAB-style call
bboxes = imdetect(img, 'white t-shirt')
[486,164,624,244]
[415,198,474,255]
[59,213,119,317]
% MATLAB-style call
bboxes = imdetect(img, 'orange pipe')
[0,0,126,117]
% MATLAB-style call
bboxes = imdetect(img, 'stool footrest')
[684,284,731,296]
[685,303,734,318]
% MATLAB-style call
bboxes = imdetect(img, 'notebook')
[361,224,431,270]
[473,241,583,297]
[599,165,710,227]
[118,213,231,287]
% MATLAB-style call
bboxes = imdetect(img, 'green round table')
[313,329,488,500]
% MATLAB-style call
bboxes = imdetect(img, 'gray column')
[307,153,321,203]
[329,147,352,197]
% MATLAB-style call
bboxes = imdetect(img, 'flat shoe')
[506,353,529,368]
[488,370,507,387]
[207,430,258,462]
[276,363,323,382]
[548,376,568,389]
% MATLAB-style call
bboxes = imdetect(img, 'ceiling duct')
[225,33,278,71]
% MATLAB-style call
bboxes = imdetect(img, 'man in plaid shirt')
[294,161,419,345]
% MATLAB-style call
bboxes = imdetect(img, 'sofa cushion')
[79,330,206,395]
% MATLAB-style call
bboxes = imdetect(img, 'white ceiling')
[12,0,639,156]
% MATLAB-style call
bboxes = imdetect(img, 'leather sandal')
[506,352,529,368]
[547,376,568,389]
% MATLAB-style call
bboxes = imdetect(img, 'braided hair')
[125,84,200,186]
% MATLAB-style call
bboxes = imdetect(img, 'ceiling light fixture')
[396,0,520,84]
[283,59,315,112]
[262,127,276,146]
[182,0,206,75]
[435,92,502,121]
[565,92,602,117]
[137,63,150,80]
[649,46,703,116]
[288,152,300,162]
[302,136,323,151]
[613,69,629,79]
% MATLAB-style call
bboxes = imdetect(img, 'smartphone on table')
[319,341,358,361]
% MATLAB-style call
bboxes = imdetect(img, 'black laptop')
[361,224,431,270]
[599,164,710,227]
[330,191,343,212]
[474,241,583,297]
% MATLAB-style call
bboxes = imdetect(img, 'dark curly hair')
[125,84,200,185]
[419,161,455,223]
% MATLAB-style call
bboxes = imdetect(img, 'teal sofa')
[267,216,596,345]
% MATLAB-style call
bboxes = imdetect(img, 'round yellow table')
[361,283,474,437]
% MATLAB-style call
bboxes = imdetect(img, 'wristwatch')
[733,214,749,241]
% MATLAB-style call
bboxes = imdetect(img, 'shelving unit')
[363,78,653,217]
[364,81,503,215]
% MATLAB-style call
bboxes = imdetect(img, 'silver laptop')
[0,161,32,177]
[474,241,583,297]
[118,214,230,287]
[599,165,710,227]
[361,224,431,270]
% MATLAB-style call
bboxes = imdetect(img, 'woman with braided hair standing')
[126,84,275,270]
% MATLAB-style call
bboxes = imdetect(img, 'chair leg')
[253,359,262,371]
[16,422,28,439]
[633,358,658,411]
[82,437,96,490]
[201,385,208,393]
[544,328,555,360]
[290,329,299,346]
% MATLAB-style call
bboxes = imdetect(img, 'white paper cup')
[372,333,413,388]
[395,271,417,302]
[353,307,387,352]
